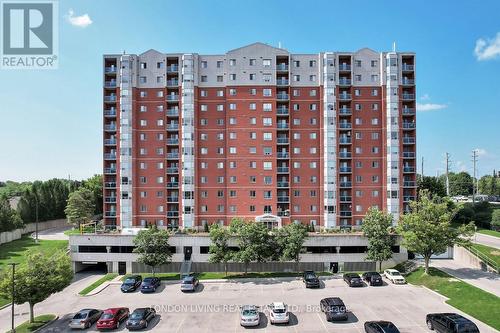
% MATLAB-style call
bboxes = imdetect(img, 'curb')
[33,315,59,333]
[475,232,500,241]
[420,285,449,301]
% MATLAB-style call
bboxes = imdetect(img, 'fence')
[0,219,69,245]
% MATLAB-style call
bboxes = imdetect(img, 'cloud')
[65,9,93,28]
[474,32,500,61]
[455,161,468,172]
[420,93,430,101]
[474,148,488,157]
[416,103,448,112]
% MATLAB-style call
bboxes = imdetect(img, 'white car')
[384,269,406,284]
[239,305,260,327]
[268,302,289,325]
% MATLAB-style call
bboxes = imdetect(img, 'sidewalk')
[430,259,500,297]
[473,232,500,249]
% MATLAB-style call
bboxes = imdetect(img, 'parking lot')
[3,276,496,333]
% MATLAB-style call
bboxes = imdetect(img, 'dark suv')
[303,270,320,288]
[364,321,400,333]
[121,275,142,293]
[343,273,364,287]
[426,313,479,333]
[320,297,348,321]
[361,272,383,286]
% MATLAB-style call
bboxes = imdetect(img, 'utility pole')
[445,153,450,196]
[34,194,39,243]
[8,263,18,333]
[421,156,424,177]
[472,150,478,203]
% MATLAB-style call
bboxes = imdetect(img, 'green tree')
[362,207,395,272]
[208,224,233,276]
[446,172,474,196]
[478,173,500,196]
[275,223,307,270]
[0,250,73,323]
[491,210,500,231]
[0,197,24,232]
[397,190,475,274]
[133,225,172,275]
[82,174,103,215]
[417,175,446,197]
[64,187,95,228]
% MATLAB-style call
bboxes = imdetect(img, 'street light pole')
[8,263,18,333]
[35,194,39,243]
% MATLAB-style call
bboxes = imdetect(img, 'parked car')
[320,297,348,321]
[96,307,129,330]
[125,307,156,330]
[68,309,103,329]
[383,269,406,284]
[343,273,364,287]
[120,275,142,292]
[364,321,401,333]
[361,272,383,286]
[303,270,320,288]
[426,313,479,333]
[239,305,260,327]
[180,275,199,292]
[140,277,161,293]
[268,302,289,325]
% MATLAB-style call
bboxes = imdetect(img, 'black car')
[125,307,156,330]
[320,297,348,321]
[343,273,364,287]
[303,270,320,288]
[140,277,161,293]
[364,321,400,333]
[361,272,383,286]
[121,275,142,293]
[426,313,479,333]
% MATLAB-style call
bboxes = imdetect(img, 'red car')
[96,307,129,330]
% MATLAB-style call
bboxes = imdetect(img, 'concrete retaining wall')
[0,219,69,245]
[453,245,497,273]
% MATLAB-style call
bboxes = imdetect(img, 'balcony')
[339,93,352,101]
[104,211,116,217]
[340,181,352,188]
[277,196,290,203]
[338,78,351,86]
[339,151,352,158]
[166,182,179,188]
[166,152,179,159]
[166,79,179,87]
[104,96,117,103]
[276,64,289,71]
[339,211,352,217]
[403,167,416,173]
[166,123,179,130]
[167,65,179,73]
[402,152,416,158]
[276,78,289,86]
[403,137,416,144]
[167,197,179,203]
[104,67,117,74]
[167,109,179,117]
[339,108,352,115]
[104,182,116,188]
[277,107,289,115]
[277,123,289,129]
[167,211,179,217]
[104,138,116,146]
[277,181,289,188]
[402,64,414,71]
[277,211,289,217]
[104,167,116,174]
[403,181,417,187]
[104,197,116,203]
[277,93,289,101]
[402,122,416,130]
[167,95,179,102]
[402,79,415,86]
[339,196,352,202]
[104,109,116,117]
[104,153,116,160]
[167,138,179,145]
[403,196,416,202]
[166,167,179,174]
[277,167,289,173]
[104,81,116,88]
[277,152,289,159]
[277,137,289,144]
[402,108,415,115]
[339,167,352,173]
[104,124,116,132]
[339,122,352,129]
[402,94,415,100]
[339,137,351,144]
[339,64,351,71]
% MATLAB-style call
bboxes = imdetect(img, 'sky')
[0,0,499,182]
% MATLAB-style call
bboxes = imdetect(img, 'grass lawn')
[477,228,500,238]
[470,243,500,267]
[122,271,333,281]
[406,267,500,330]
[79,273,118,295]
[7,314,56,333]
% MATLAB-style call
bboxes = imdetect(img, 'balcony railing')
[167,138,179,145]
[104,138,116,145]
[339,64,351,71]
[277,108,289,115]
[340,181,352,188]
[167,211,179,217]
[104,153,116,160]
[402,108,415,115]
[104,182,116,188]
[339,211,352,217]
[277,93,289,101]
[167,109,179,117]
[403,181,417,187]
[339,151,352,158]
[166,95,179,101]
[339,122,352,129]
[277,137,289,144]
[338,78,351,85]
[339,94,352,101]
[276,64,289,71]
[166,124,179,130]
[277,123,289,129]
[402,64,414,71]
[339,196,352,202]
[104,67,117,73]
[277,181,289,188]
[166,167,179,173]
[402,152,416,158]
[104,211,116,217]
[339,108,352,115]
[403,167,416,173]
[104,168,116,174]
[277,196,290,202]
[104,109,116,117]
[104,81,116,88]
[104,96,117,102]
[402,79,415,86]
[402,94,415,100]
[104,197,117,203]
[339,167,352,173]
[104,124,116,131]
[339,137,352,144]
[166,153,179,159]
[166,80,179,87]
[277,167,289,173]
[167,197,179,202]
[277,152,289,159]
[402,123,416,129]
[276,79,289,86]
[403,196,416,202]
[166,182,179,188]
[403,137,416,144]
[167,65,179,73]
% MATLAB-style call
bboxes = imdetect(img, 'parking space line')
[316,312,329,332]
[175,315,186,333]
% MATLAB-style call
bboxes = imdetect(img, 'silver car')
[268,302,289,325]
[240,305,260,327]
[68,309,102,329]
[180,276,199,292]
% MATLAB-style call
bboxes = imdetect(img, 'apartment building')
[102,42,416,230]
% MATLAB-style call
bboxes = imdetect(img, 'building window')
[263,59,271,66]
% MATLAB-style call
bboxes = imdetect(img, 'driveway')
[473,233,500,249]
[30,225,72,241]
[0,276,496,333]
